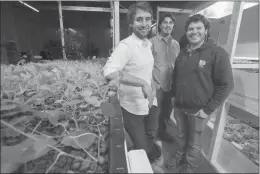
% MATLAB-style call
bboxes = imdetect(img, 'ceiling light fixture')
[18,1,39,12]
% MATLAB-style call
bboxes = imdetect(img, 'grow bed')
[1,59,128,173]
[209,113,259,166]
[233,59,259,73]
[233,59,259,64]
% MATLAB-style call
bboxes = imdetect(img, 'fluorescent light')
[197,1,258,19]
[68,28,77,33]
[18,1,39,12]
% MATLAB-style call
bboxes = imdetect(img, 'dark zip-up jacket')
[171,39,234,115]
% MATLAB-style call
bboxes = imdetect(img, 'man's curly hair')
[184,14,211,32]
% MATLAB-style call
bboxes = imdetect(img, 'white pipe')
[18,1,39,12]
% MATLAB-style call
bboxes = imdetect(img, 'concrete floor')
[162,121,218,173]
[126,120,218,173]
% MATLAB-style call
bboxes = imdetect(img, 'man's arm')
[103,42,152,98]
[106,71,149,88]
[202,47,234,115]
[147,77,157,108]
[104,42,148,87]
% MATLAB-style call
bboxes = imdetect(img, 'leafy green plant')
[1,59,117,173]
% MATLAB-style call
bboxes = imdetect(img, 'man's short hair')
[158,13,176,26]
[184,14,211,31]
[158,13,176,32]
[127,1,153,25]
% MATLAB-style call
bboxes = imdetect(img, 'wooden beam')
[156,6,159,34]
[57,1,67,60]
[226,2,245,64]
[158,6,192,13]
[110,2,115,49]
[208,1,245,162]
[52,5,128,13]
[190,1,216,16]
[113,1,120,47]
[62,6,111,12]
[232,64,258,69]
[208,102,231,162]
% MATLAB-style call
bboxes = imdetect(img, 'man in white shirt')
[103,1,163,172]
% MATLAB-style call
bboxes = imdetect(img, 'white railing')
[232,64,258,69]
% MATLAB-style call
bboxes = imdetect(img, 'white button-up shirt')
[103,33,157,115]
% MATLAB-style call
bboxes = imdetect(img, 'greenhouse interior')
[1,1,259,173]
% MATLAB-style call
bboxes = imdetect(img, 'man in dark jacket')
[165,14,234,173]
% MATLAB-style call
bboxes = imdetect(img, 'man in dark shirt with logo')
[165,14,234,173]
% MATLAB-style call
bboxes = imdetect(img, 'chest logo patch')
[199,60,206,68]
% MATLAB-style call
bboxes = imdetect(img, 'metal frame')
[208,1,245,163]
[57,1,122,59]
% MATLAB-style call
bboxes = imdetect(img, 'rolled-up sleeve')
[103,42,130,77]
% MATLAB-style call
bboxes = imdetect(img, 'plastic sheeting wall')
[1,2,113,61]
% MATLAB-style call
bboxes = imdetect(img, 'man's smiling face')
[186,21,208,45]
[160,17,174,36]
[131,8,152,39]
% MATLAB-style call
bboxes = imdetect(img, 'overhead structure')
[61,5,127,13]
[156,6,192,33]
[57,0,122,56]
[189,1,216,16]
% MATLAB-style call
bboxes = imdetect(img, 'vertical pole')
[226,1,245,65]
[113,0,120,47]
[58,1,67,60]
[156,6,159,34]
[110,1,115,49]
[208,1,244,162]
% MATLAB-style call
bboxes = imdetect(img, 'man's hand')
[191,109,208,119]
[198,109,208,119]
[148,89,156,108]
[142,83,152,99]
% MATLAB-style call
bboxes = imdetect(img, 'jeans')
[121,106,161,163]
[174,107,209,168]
[156,88,174,133]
